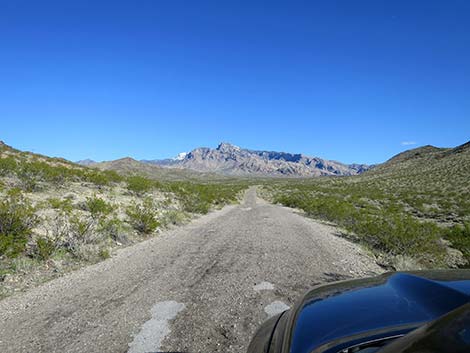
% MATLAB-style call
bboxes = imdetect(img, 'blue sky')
[1,1,469,164]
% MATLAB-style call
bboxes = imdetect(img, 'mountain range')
[88,142,371,177]
[77,141,470,179]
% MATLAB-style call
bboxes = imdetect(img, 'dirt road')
[0,187,382,353]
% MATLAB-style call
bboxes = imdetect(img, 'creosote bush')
[126,175,155,195]
[34,237,56,260]
[98,217,128,243]
[48,197,73,213]
[443,223,470,267]
[0,157,17,176]
[126,198,159,234]
[83,196,114,219]
[163,182,245,214]
[160,210,187,227]
[270,174,469,269]
[0,189,38,258]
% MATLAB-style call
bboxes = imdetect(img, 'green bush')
[126,175,154,195]
[348,213,444,262]
[85,171,111,186]
[160,210,187,227]
[126,198,159,234]
[0,189,38,258]
[444,223,470,267]
[0,157,17,176]
[16,165,40,192]
[98,217,128,243]
[181,195,211,214]
[273,189,446,267]
[84,196,113,219]
[163,181,245,214]
[48,197,73,213]
[35,237,56,260]
[102,170,123,183]
[68,215,96,242]
[99,248,110,259]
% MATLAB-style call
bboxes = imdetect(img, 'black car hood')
[377,301,470,353]
[287,270,470,353]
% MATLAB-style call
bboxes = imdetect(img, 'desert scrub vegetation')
[126,198,160,234]
[159,209,187,227]
[269,183,468,269]
[266,143,470,269]
[82,195,114,219]
[126,175,158,195]
[47,197,74,213]
[0,141,249,297]
[0,189,38,258]
[0,144,124,191]
[124,173,247,214]
[162,181,247,214]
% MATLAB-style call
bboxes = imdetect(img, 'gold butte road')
[0,187,382,353]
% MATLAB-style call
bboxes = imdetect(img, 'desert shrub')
[82,169,124,186]
[98,217,128,243]
[45,211,109,260]
[160,210,187,227]
[16,165,40,192]
[99,248,110,259]
[70,243,106,262]
[273,189,445,267]
[164,181,245,214]
[180,194,211,214]
[102,170,123,183]
[444,223,470,267]
[48,197,73,213]
[41,164,71,185]
[34,237,56,260]
[348,213,444,262]
[85,171,110,186]
[0,189,38,258]
[83,196,113,219]
[68,215,98,244]
[0,157,17,176]
[126,198,159,234]
[126,175,154,195]
[45,212,71,246]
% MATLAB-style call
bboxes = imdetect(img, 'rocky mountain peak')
[216,142,241,153]
[76,159,97,166]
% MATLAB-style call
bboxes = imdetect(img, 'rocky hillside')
[144,142,370,177]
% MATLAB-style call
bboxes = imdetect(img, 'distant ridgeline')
[139,142,371,177]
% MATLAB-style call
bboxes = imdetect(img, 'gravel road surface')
[0,187,382,353]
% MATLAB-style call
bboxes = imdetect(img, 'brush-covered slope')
[266,141,470,269]
[364,141,470,211]
[0,140,246,298]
